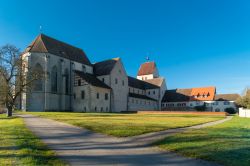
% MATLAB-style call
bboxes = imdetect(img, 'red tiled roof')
[190,87,216,101]
[137,62,156,76]
[162,86,216,102]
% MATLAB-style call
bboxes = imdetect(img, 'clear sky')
[1,0,250,94]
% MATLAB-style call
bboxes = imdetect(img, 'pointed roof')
[137,62,156,76]
[24,34,91,65]
[93,58,120,76]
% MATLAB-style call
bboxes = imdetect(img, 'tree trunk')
[7,107,12,117]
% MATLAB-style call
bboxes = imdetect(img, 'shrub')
[194,104,206,111]
[224,107,236,114]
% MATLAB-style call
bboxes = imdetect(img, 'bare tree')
[0,44,43,117]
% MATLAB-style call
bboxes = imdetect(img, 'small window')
[101,107,103,112]
[153,91,155,95]
[224,101,230,105]
[148,91,150,95]
[74,93,76,99]
[78,79,81,86]
[102,78,105,82]
[122,80,125,86]
[105,93,109,100]
[95,107,97,111]
[82,65,86,72]
[81,91,85,99]
[115,78,118,84]
[97,93,99,99]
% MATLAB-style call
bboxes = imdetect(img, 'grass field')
[24,112,224,137]
[0,114,65,166]
[156,116,250,166]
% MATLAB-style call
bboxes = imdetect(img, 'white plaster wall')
[137,74,154,80]
[109,60,128,112]
[239,108,250,118]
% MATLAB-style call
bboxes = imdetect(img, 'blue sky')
[1,0,250,94]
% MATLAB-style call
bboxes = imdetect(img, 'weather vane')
[39,25,42,33]
[146,52,150,61]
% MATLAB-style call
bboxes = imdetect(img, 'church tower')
[137,62,159,80]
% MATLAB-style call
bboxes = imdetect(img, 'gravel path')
[19,114,232,166]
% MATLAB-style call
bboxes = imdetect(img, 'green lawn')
[156,116,250,166]
[24,112,224,137]
[0,114,65,166]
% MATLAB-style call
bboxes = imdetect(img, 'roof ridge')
[40,33,83,51]
[39,34,49,52]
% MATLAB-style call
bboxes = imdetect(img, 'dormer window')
[207,92,210,97]
[197,93,200,98]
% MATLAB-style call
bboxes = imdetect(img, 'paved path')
[19,114,232,166]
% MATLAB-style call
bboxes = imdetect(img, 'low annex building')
[17,34,166,112]
[161,87,240,112]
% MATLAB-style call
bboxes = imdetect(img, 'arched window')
[33,63,43,91]
[64,69,69,94]
[51,66,58,93]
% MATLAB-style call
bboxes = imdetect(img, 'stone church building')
[18,34,167,112]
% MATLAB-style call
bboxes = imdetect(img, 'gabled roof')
[215,94,240,101]
[137,62,156,76]
[128,76,159,90]
[93,58,119,76]
[190,86,216,101]
[162,89,191,102]
[75,71,111,89]
[162,86,216,102]
[144,77,165,87]
[129,93,158,101]
[24,34,91,65]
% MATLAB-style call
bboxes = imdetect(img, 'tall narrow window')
[82,65,86,73]
[51,66,58,93]
[97,93,99,99]
[78,79,81,86]
[115,78,118,84]
[33,63,43,91]
[81,91,85,99]
[64,69,69,94]
[105,93,108,100]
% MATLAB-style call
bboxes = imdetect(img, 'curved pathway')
[19,114,232,166]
